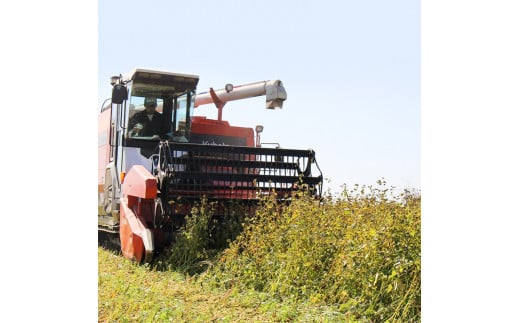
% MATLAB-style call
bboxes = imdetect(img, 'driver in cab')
[128,97,167,138]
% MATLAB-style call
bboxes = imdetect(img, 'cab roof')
[124,68,200,92]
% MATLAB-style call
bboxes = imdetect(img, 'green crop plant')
[206,181,421,322]
[99,181,421,322]
[154,198,250,274]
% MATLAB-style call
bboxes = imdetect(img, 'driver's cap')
[144,97,157,108]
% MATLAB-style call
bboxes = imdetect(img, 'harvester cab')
[98,68,322,263]
[110,69,199,142]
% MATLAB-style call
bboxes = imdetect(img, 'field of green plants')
[98,181,420,322]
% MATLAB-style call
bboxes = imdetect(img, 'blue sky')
[98,0,421,194]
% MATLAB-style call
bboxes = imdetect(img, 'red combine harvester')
[98,68,322,263]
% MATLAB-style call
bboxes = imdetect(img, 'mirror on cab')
[112,84,128,104]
